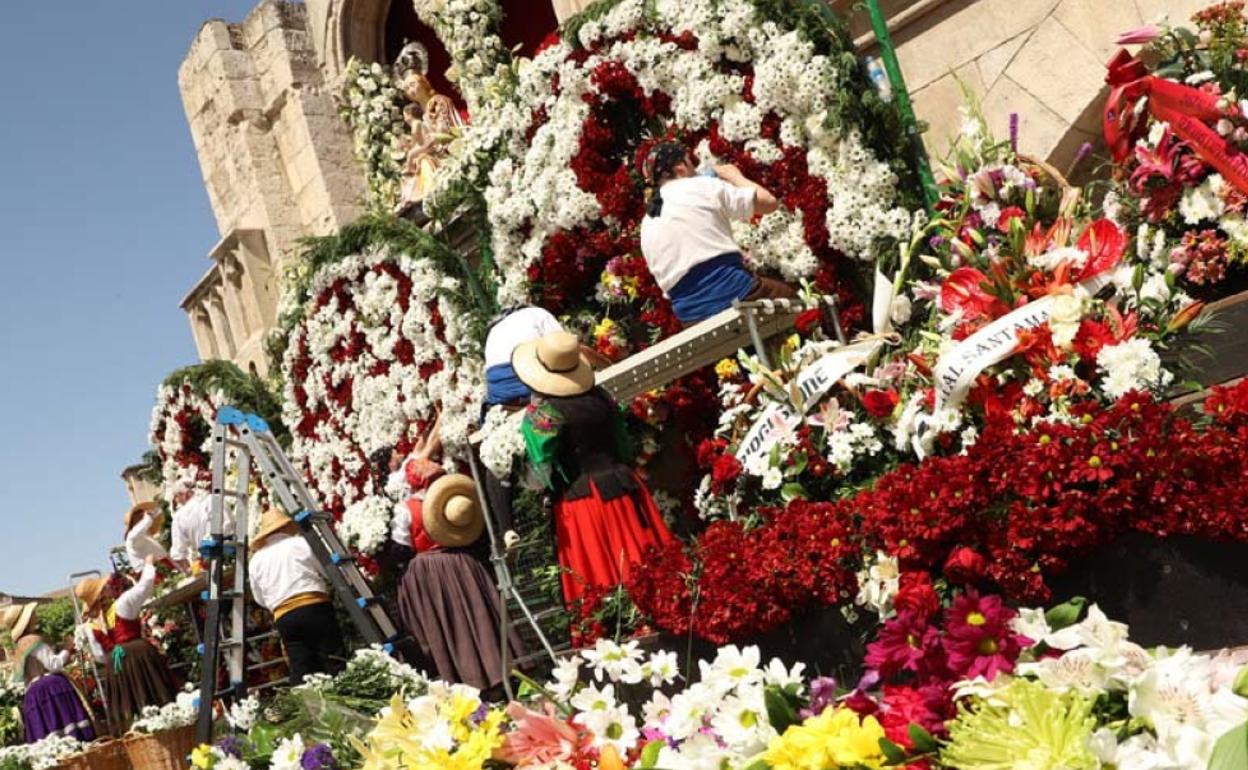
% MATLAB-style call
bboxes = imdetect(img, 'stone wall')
[178,0,367,375]
[874,0,1209,172]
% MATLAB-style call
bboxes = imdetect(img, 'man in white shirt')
[169,491,226,572]
[248,508,345,684]
[639,141,794,325]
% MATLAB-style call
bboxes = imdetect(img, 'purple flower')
[471,702,491,726]
[214,736,244,759]
[800,676,839,718]
[300,743,337,770]
[1009,113,1019,152]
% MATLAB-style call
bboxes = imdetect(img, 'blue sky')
[0,2,260,596]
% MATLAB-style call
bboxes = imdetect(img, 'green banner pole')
[865,0,939,211]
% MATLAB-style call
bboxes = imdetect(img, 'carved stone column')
[205,284,238,359]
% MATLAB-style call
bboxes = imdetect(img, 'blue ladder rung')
[216,406,245,425]
[244,413,270,433]
[294,510,313,524]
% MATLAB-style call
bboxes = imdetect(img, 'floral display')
[129,686,200,733]
[338,59,408,211]
[0,680,25,747]
[1103,1,1248,296]
[148,361,283,503]
[0,735,83,770]
[275,218,485,532]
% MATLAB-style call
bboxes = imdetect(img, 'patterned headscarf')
[643,142,690,217]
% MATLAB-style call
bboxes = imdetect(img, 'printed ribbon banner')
[1104,49,1248,194]
[789,340,883,413]
[736,401,800,467]
[915,274,1113,457]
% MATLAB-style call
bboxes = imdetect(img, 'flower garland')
[477,0,914,317]
[411,0,510,115]
[278,236,483,527]
[337,59,408,211]
[0,735,83,770]
[148,361,282,503]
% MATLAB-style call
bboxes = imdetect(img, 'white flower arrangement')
[338,58,408,210]
[0,735,83,770]
[225,694,260,732]
[280,247,484,517]
[339,494,395,556]
[130,687,198,734]
[476,405,527,479]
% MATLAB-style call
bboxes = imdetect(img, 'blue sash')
[668,252,755,324]
[485,363,532,405]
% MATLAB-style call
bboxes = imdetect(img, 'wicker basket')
[53,739,129,770]
[123,724,196,770]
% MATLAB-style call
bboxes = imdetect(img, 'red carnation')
[794,308,823,336]
[943,547,987,585]
[710,454,743,494]
[862,388,901,419]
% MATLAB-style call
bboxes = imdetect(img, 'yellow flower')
[190,745,215,770]
[352,694,505,770]
[715,358,740,380]
[762,707,885,770]
[593,317,618,340]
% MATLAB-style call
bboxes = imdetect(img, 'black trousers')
[274,602,345,684]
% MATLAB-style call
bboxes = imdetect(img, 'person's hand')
[503,530,520,550]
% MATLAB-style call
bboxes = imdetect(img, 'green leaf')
[639,739,665,768]
[1234,667,1248,699]
[764,685,800,734]
[1045,596,1087,630]
[780,482,808,502]
[879,737,907,766]
[908,723,938,754]
[1208,722,1248,770]
[739,761,771,770]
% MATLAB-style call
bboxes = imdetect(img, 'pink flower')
[865,610,941,679]
[1116,24,1162,45]
[941,593,1027,680]
[495,703,593,768]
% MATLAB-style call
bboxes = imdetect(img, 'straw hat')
[252,508,297,552]
[74,577,108,614]
[8,602,37,641]
[14,634,42,662]
[422,474,485,548]
[124,500,165,537]
[0,605,24,633]
[511,331,594,397]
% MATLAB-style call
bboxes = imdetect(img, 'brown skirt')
[397,550,525,691]
[103,639,178,734]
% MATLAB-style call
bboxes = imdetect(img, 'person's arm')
[115,558,157,620]
[170,507,191,569]
[715,164,779,216]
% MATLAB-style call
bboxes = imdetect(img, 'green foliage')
[1209,722,1248,770]
[162,360,287,445]
[36,598,75,647]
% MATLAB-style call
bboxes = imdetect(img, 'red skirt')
[554,477,673,605]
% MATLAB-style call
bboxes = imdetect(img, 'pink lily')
[1116,24,1161,45]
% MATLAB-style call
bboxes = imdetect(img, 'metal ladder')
[195,406,402,742]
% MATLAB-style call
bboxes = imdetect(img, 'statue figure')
[394,42,465,210]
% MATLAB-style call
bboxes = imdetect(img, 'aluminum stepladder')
[66,569,112,734]
[464,444,560,699]
[195,406,403,743]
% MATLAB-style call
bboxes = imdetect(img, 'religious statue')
[394,42,465,211]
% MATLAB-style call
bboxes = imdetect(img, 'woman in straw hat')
[513,331,675,605]
[7,602,96,743]
[248,508,345,684]
[75,555,178,733]
[123,501,169,569]
[393,435,523,695]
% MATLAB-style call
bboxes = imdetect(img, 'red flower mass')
[629,380,1248,642]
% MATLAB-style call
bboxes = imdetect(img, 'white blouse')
[125,512,169,566]
[248,533,328,613]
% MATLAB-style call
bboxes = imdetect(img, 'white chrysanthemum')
[1096,337,1170,399]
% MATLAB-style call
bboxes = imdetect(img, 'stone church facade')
[174,0,1210,376]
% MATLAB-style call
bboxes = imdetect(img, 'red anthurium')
[1075,219,1127,282]
[940,267,1006,321]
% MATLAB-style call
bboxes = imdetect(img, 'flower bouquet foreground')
[181,590,1248,770]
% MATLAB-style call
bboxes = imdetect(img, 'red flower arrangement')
[629,379,1248,642]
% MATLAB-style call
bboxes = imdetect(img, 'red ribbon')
[1104,49,1248,193]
